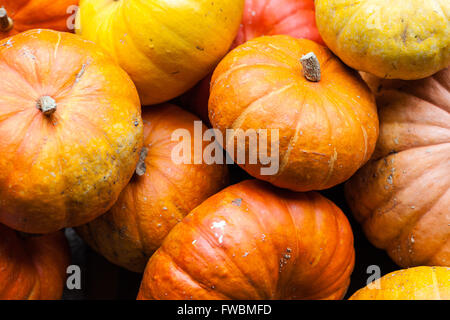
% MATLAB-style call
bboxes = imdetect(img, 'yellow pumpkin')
[350,267,450,300]
[315,0,450,80]
[75,0,244,105]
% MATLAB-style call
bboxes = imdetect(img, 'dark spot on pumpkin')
[232,198,242,207]
[196,46,204,51]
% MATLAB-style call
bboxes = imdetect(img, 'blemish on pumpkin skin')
[22,46,36,60]
[0,39,13,48]
[231,198,242,206]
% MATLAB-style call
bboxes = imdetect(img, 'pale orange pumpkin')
[138,180,355,300]
[77,104,229,272]
[346,68,450,267]
[0,29,143,234]
[0,224,70,300]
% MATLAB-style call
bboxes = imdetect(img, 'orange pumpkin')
[138,180,355,300]
[0,224,70,300]
[0,30,143,234]
[0,0,79,39]
[209,35,379,192]
[350,267,450,300]
[77,104,229,273]
[182,0,324,124]
[345,68,450,268]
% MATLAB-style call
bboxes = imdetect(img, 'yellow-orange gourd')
[350,267,450,300]
[76,0,244,105]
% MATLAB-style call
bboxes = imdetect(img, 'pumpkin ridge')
[230,83,296,132]
[113,7,174,76]
[425,230,450,265]
[320,85,370,168]
[299,198,344,298]
[431,266,442,299]
[151,167,192,215]
[352,145,449,228]
[22,242,45,299]
[0,59,39,98]
[390,87,450,116]
[211,62,282,88]
[128,179,150,256]
[368,159,448,249]
[277,196,306,298]
[4,108,41,161]
[205,187,287,298]
[334,2,365,49]
[318,94,339,188]
[390,189,450,266]
[278,91,307,176]
[264,5,306,36]
[228,186,288,298]
[50,124,70,228]
[371,141,450,162]
[236,191,294,299]
[125,2,213,65]
[157,247,231,300]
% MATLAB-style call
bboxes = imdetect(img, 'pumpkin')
[233,0,323,47]
[138,180,355,300]
[0,29,143,234]
[350,267,450,300]
[315,0,450,80]
[209,35,379,192]
[75,0,244,106]
[0,0,79,40]
[77,104,229,273]
[0,224,70,300]
[181,0,324,124]
[345,68,450,268]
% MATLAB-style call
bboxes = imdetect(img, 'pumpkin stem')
[300,52,321,82]
[135,147,149,176]
[0,8,13,32]
[36,96,57,116]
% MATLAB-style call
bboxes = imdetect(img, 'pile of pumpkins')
[0,0,448,300]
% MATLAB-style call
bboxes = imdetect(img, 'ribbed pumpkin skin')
[234,0,324,47]
[0,0,79,40]
[315,0,450,80]
[182,0,324,124]
[345,68,450,268]
[76,0,244,106]
[0,30,143,234]
[138,180,355,300]
[77,104,229,273]
[209,35,379,192]
[350,267,450,300]
[0,224,70,300]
